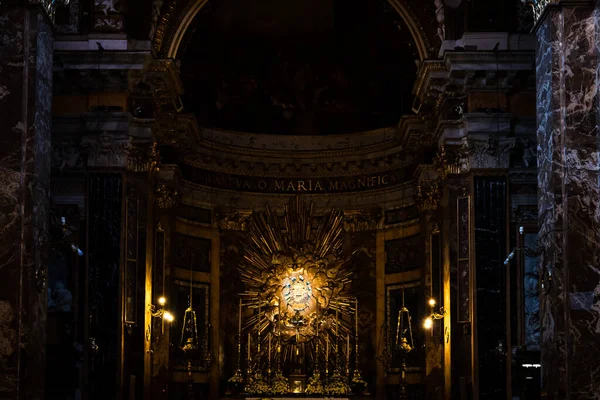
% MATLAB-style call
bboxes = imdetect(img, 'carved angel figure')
[434,0,446,41]
[95,0,118,15]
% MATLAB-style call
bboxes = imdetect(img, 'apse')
[177,0,419,135]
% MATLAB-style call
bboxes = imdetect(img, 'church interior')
[0,0,599,399]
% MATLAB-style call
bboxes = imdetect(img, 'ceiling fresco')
[177,0,419,135]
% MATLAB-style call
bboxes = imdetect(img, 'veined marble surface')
[0,7,53,399]
[536,4,600,398]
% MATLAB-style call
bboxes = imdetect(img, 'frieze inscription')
[181,164,412,193]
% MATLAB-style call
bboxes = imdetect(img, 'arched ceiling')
[174,0,423,135]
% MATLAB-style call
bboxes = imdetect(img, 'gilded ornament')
[415,183,440,212]
[433,145,449,181]
[155,185,180,209]
[305,370,324,395]
[325,370,350,396]
[270,371,290,395]
[239,198,355,344]
[245,371,270,395]
[148,141,161,178]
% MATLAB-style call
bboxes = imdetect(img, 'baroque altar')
[227,198,368,396]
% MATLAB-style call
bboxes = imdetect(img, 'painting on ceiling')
[179,0,418,135]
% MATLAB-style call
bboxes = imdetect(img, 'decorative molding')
[129,59,184,114]
[215,209,253,231]
[198,126,399,154]
[433,145,449,181]
[155,184,181,209]
[127,141,161,177]
[457,135,516,173]
[81,133,132,168]
[93,0,124,31]
[183,148,416,179]
[153,113,199,150]
[457,194,470,323]
[52,137,84,171]
[415,183,440,212]
[149,0,165,40]
[342,209,382,232]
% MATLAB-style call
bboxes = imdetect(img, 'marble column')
[0,5,53,399]
[536,2,600,398]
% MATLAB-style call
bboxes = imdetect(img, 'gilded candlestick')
[355,298,358,336]
[268,334,272,376]
[346,334,350,376]
[257,303,262,355]
[325,335,329,371]
[237,299,242,372]
[248,332,252,362]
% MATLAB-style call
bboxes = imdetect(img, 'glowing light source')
[158,296,167,306]
[163,311,175,322]
[428,298,436,307]
[423,317,433,330]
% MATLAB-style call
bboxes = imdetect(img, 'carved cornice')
[414,51,535,114]
[149,112,427,179]
[443,51,536,72]
[183,150,417,178]
[197,126,401,156]
[414,60,447,102]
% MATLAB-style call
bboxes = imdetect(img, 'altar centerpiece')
[230,197,367,395]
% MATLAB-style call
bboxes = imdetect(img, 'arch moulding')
[152,0,436,61]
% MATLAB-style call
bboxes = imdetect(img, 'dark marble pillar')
[0,5,53,399]
[536,3,600,398]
